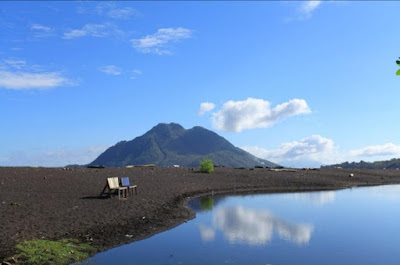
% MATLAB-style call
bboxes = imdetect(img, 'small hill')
[89,123,278,168]
[322,158,400,169]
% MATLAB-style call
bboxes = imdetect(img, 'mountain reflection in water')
[198,206,313,245]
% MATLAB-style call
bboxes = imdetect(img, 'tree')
[396,58,400,75]
[199,158,214,173]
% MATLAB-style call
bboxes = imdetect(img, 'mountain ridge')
[322,158,400,169]
[89,123,278,168]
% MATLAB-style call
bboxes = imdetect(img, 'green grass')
[7,238,95,265]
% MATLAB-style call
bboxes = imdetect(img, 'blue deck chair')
[121,177,137,196]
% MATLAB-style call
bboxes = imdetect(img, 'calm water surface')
[79,185,400,265]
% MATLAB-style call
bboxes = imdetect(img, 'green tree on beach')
[200,158,214,173]
[396,58,400,75]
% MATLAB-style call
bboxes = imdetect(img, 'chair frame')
[121,176,138,196]
[100,177,128,199]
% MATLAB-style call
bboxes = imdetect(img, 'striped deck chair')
[100,177,127,199]
[121,177,137,196]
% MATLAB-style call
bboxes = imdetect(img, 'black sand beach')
[1,167,400,261]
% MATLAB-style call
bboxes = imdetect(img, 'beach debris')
[173,165,180,168]
[9,202,21,207]
[125,234,133,238]
[87,165,105,169]
[302,168,319,171]
[127,164,156,168]
[142,216,146,220]
[349,173,354,177]
[1,257,19,265]
[269,168,297,172]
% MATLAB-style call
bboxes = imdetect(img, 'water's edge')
[82,183,382,261]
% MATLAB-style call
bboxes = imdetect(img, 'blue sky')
[1,1,399,167]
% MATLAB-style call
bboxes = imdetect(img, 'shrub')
[200,158,214,173]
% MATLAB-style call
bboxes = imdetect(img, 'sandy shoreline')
[1,167,400,261]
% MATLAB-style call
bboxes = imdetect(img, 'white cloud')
[242,135,337,168]
[299,1,322,19]
[0,145,109,167]
[132,69,142,75]
[198,102,216,116]
[63,23,122,39]
[3,59,27,69]
[0,71,70,90]
[99,65,122,76]
[30,24,55,38]
[349,143,400,158]
[107,7,139,20]
[94,3,140,20]
[211,98,311,132]
[0,59,72,90]
[131,27,193,55]
[130,69,143,80]
[31,24,52,32]
[212,206,313,245]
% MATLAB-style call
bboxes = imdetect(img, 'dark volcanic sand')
[1,167,400,261]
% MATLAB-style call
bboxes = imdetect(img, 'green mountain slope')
[89,123,278,168]
[322,158,400,169]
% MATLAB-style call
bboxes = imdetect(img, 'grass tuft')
[6,238,95,265]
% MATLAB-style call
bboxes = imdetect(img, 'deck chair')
[121,177,137,196]
[100,177,127,199]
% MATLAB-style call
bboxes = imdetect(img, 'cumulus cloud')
[131,27,193,55]
[211,206,313,245]
[63,23,122,39]
[99,65,122,76]
[198,102,216,116]
[242,135,337,168]
[0,145,109,167]
[348,143,400,158]
[298,1,322,19]
[211,98,311,132]
[0,59,72,90]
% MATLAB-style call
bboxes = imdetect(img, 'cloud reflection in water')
[284,191,335,206]
[198,206,313,246]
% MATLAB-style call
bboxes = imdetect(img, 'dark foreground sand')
[1,167,400,261]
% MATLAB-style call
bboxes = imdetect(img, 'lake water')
[79,185,400,265]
